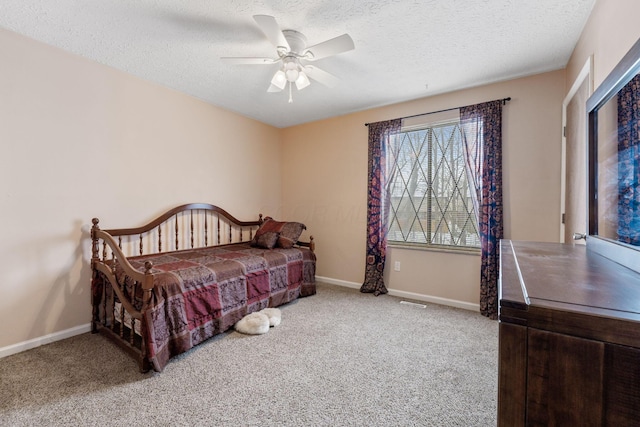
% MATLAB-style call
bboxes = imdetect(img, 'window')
[387,118,480,250]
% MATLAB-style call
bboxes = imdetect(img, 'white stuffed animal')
[234,312,270,335]
[260,308,282,327]
[234,308,283,335]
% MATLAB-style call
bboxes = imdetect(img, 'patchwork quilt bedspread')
[98,243,316,371]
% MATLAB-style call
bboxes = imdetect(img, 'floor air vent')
[399,301,426,309]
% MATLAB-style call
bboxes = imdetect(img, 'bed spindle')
[130,317,136,345]
[102,264,109,329]
[118,236,122,250]
[102,241,107,261]
[190,211,194,249]
[119,301,125,339]
[111,253,123,337]
[158,225,162,253]
[204,214,208,247]
[229,225,232,244]
[139,233,144,256]
[175,214,179,250]
[102,280,108,327]
[217,215,221,246]
[129,282,137,346]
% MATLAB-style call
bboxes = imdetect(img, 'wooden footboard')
[90,203,313,372]
[90,223,154,371]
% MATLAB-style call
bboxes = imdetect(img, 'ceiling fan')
[221,15,355,102]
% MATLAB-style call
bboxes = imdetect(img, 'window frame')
[386,118,481,254]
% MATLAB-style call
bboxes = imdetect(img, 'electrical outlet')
[394,261,401,271]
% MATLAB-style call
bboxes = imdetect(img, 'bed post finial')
[309,235,315,253]
[258,213,263,224]
[91,218,100,263]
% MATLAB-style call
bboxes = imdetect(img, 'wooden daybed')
[90,203,316,372]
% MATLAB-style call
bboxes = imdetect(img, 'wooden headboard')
[92,203,263,259]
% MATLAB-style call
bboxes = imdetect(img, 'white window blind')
[387,114,480,250]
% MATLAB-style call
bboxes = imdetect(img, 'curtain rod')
[364,97,511,126]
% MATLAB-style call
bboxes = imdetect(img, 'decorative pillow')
[251,217,279,248]
[277,221,306,249]
[251,217,306,249]
[251,231,279,249]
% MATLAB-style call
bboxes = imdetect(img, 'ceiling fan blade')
[221,57,278,65]
[267,84,284,92]
[304,34,354,61]
[253,15,290,51]
[303,65,340,88]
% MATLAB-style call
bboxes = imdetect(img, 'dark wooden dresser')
[498,240,640,426]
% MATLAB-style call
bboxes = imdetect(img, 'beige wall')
[282,70,566,307]
[0,28,282,350]
[567,0,640,91]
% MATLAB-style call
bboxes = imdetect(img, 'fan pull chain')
[288,81,293,103]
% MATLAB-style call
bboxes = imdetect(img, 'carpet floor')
[0,282,498,426]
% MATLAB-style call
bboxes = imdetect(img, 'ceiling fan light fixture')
[295,71,310,90]
[283,56,301,82]
[271,70,287,90]
[285,68,300,82]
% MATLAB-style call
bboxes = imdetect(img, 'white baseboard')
[316,276,480,312]
[0,323,91,359]
[316,276,361,290]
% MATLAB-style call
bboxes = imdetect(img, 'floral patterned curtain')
[617,74,640,246]
[460,101,503,319]
[361,119,402,296]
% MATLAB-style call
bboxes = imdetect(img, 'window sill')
[387,242,481,256]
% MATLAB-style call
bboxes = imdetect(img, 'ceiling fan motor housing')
[282,30,308,56]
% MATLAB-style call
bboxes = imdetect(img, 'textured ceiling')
[0,0,596,128]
